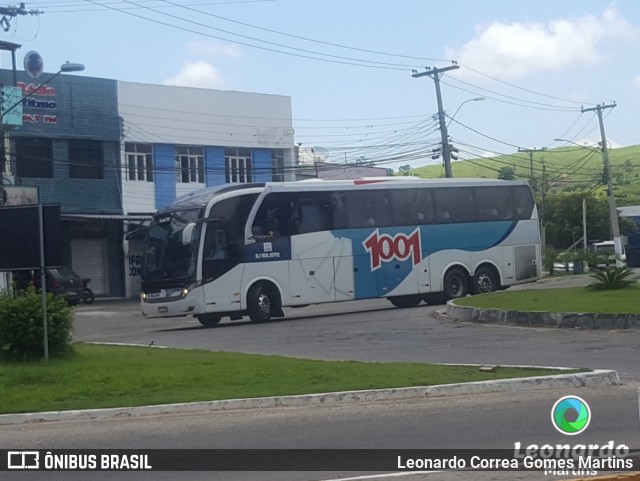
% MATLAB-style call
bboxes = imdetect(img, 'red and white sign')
[363,228,422,271]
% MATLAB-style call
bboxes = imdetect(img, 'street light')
[1,61,85,121]
[554,137,624,267]
[446,97,485,127]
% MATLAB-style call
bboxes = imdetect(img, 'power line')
[457,63,596,107]
[83,0,418,70]
[160,0,450,63]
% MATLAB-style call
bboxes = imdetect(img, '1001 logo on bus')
[363,228,422,270]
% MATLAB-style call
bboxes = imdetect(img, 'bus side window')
[475,187,500,221]
[513,186,534,219]
[434,188,475,223]
[251,193,299,239]
[299,192,334,234]
[391,188,432,226]
[330,192,348,230]
[414,189,435,224]
[345,190,393,228]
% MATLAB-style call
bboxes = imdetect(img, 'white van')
[591,241,626,267]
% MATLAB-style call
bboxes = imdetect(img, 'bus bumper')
[141,289,201,318]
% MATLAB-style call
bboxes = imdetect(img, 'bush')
[587,267,636,290]
[0,286,73,360]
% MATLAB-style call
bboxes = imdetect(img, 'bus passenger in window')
[366,200,376,227]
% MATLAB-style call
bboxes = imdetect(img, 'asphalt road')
[73,296,640,380]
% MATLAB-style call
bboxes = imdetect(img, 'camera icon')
[7,451,40,469]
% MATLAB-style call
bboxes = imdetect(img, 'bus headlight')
[180,283,196,299]
[141,292,147,301]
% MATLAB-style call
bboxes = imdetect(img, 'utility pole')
[581,103,623,266]
[541,161,547,252]
[412,64,459,178]
[517,147,546,190]
[0,40,22,206]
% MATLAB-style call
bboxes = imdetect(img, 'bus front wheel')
[388,295,422,308]
[443,268,469,300]
[247,283,274,323]
[197,313,222,328]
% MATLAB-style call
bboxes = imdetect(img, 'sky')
[2,0,640,173]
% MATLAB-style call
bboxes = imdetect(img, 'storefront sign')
[23,51,44,79]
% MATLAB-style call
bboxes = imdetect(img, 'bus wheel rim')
[258,293,271,317]
[478,274,492,292]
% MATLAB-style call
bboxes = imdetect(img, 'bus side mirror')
[182,223,196,245]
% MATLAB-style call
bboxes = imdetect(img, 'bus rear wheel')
[197,313,221,328]
[388,295,422,308]
[472,266,498,294]
[247,283,274,323]
[443,268,469,300]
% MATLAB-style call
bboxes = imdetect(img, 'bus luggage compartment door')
[514,245,537,281]
[289,257,335,305]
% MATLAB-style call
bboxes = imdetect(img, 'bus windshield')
[143,208,203,282]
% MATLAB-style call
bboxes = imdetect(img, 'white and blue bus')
[140,178,541,326]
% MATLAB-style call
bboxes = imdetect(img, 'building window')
[272,149,285,182]
[125,142,153,182]
[176,146,204,183]
[69,140,104,179]
[225,148,252,183]
[15,137,53,178]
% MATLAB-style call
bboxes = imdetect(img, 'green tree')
[544,193,637,249]
[497,166,516,180]
[399,165,412,176]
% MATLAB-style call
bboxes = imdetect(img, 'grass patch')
[454,285,640,313]
[0,343,580,415]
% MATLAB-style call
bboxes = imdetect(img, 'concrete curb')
[446,301,640,329]
[0,369,620,426]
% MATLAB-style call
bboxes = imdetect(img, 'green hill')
[410,145,640,206]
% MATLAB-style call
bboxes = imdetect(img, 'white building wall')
[123,182,155,214]
[118,81,294,215]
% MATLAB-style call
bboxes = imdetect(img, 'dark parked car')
[14,267,84,305]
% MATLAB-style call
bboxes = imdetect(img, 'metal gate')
[71,238,109,295]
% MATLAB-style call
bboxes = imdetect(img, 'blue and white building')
[1,68,294,297]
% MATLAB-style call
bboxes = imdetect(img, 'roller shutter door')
[72,238,109,295]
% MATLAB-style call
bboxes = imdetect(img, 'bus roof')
[156,177,530,213]
[157,183,265,214]
[264,177,529,190]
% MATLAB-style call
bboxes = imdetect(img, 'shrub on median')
[587,266,636,290]
[0,286,73,360]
